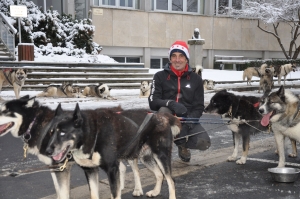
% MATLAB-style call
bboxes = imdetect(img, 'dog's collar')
[141,87,150,95]
[22,117,37,143]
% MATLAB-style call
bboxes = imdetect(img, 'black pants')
[158,107,211,150]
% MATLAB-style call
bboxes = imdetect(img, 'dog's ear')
[100,87,105,93]
[25,97,36,108]
[73,103,83,127]
[109,87,112,91]
[277,85,285,98]
[54,103,63,116]
[23,69,28,74]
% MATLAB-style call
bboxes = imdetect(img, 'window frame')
[153,0,201,14]
[93,0,137,9]
[215,0,244,15]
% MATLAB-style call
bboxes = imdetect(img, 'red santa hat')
[168,40,190,61]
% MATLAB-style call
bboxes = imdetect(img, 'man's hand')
[166,100,187,117]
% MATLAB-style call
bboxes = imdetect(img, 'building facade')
[28,0,296,70]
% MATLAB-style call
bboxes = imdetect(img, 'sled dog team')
[1,85,300,198]
[0,63,299,199]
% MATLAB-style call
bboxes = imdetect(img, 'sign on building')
[10,5,27,17]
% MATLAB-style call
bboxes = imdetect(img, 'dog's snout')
[46,146,54,156]
[258,108,264,114]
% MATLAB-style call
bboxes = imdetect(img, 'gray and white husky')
[259,86,300,167]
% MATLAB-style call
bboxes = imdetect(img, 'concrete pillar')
[205,49,214,69]
[187,39,205,69]
[143,47,151,68]
[263,51,269,60]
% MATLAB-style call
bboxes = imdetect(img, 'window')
[153,0,201,14]
[216,0,243,15]
[150,58,169,69]
[111,57,140,63]
[75,0,87,20]
[94,0,137,8]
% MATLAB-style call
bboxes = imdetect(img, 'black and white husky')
[45,104,181,199]
[0,96,80,198]
[259,86,300,167]
[204,90,269,164]
[0,97,142,199]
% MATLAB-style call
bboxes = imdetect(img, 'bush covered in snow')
[0,0,102,58]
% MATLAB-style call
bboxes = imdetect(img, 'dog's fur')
[203,79,215,91]
[45,105,181,199]
[243,64,270,85]
[259,86,300,167]
[71,85,86,98]
[82,83,112,99]
[192,65,203,77]
[273,63,297,85]
[0,96,174,199]
[204,90,269,164]
[0,96,79,198]
[139,81,151,98]
[258,67,274,96]
[36,83,82,98]
[0,68,27,99]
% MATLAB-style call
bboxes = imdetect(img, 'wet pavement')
[2,114,300,199]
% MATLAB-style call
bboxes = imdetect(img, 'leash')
[22,117,37,160]
[2,69,14,86]
[173,123,228,142]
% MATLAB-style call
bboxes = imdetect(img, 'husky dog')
[259,86,300,167]
[203,79,215,91]
[71,85,86,98]
[82,83,112,99]
[45,104,181,199]
[0,97,153,199]
[273,63,297,85]
[36,83,80,98]
[258,67,274,96]
[139,81,151,98]
[204,90,269,164]
[0,68,27,99]
[243,64,269,85]
[192,65,203,77]
[0,96,79,198]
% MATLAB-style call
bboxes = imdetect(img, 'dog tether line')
[2,69,14,86]
[22,117,36,159]
[173,123,227,142]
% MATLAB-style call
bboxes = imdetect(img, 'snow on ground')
[2,53,300,111]
[2,68,300,111]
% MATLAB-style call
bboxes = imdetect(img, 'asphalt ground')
[1,110,300,199]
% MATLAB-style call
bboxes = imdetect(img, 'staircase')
[0,13,16,61]
[0,65,153,90]
[0,41,14,61]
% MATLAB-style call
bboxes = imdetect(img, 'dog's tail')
[242,70,246,81]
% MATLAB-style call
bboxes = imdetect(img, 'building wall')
[91,7,297,68]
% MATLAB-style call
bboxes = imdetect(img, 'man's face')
[170,52,188,72]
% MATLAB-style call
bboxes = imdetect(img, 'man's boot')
[177,144,191,162]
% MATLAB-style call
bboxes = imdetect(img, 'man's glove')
[166,100,187,117]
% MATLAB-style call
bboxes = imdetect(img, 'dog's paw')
[236,157,246,165]
[288,153,297,158]
[132,189,143,196]
[227,156,237,162]
[146,190,160,197]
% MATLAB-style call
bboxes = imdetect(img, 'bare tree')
[227,0,300,59]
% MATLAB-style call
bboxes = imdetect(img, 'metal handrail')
[0,12,16,60]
